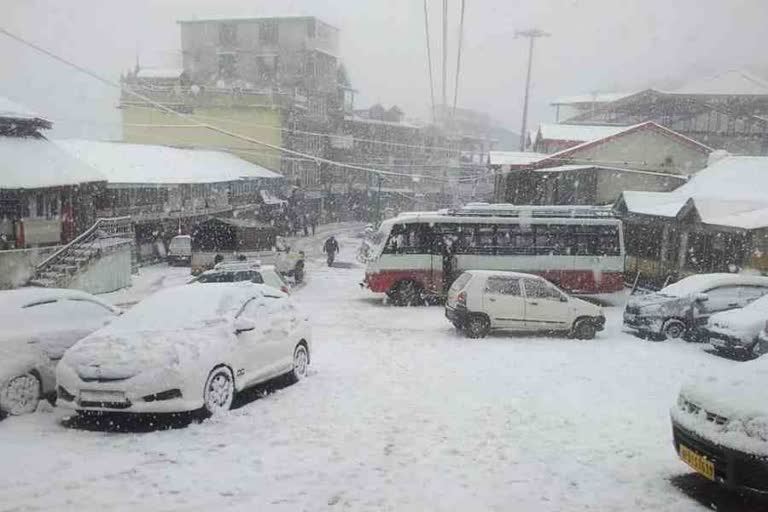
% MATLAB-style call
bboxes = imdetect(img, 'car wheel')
[0,373,41,416]
[203,367,235,415]
[662,319,687,340]
[391,281,423,307]
[289,344,310,383]
[463,314,490,339]
[572,319,597,340]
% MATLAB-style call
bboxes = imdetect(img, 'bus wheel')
[391,281,422,307]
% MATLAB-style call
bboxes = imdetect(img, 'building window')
[259,20,278,44]
[219,23,238,47]
[218,53,237,78]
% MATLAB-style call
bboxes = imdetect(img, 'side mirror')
[560,295,569,303]
[695,293,709,303]
[234,318,256,334]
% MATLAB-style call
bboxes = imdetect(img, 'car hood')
[63,325,232,380]
[681,358,768,420]
[708,308,766,340]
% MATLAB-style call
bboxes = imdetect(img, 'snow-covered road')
[0,229,754,511]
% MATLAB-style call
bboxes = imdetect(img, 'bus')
[362,204,625,304]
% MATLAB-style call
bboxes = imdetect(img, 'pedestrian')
[310,213,317,235]
[0,233,9,250]
[302,214,309,237]
[323,235,340,266]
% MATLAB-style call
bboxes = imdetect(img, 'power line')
[423,0,437,124]
[452,0,466,119]
[0,25,453,184]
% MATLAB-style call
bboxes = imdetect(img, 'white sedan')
[57,283,311,415]
[0,288,121,416]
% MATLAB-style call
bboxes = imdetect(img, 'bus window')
[383,223,433,254]
[597,225,621,256]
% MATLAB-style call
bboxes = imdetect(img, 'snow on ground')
[0,227,753,511]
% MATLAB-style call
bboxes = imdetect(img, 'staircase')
[29,217,134,289]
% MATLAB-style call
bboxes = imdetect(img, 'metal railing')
[36,216,134,273]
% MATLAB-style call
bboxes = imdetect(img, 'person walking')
[323,235,340,267]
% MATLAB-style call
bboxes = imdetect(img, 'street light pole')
[515,29,550,151]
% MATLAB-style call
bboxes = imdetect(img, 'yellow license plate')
[679,444,715,480]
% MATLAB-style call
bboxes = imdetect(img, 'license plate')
[710,338,727,348]
[80,390,127,403]
[679,444,715,480]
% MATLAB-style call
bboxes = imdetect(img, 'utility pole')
[515,29,550,151]
[442,0,448,115]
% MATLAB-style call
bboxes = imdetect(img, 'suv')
[189,263,290,294]
[672,358,768,494]
[624,273,768,341]
[167,235,192,266]
[445,270,605,339]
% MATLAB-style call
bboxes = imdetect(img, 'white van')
[445,270,605,339]
[167,235,192,266]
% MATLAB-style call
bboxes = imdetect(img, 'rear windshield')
[197,271,263,284]
[449,273,472,294]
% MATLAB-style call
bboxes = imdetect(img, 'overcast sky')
[3,0,768,141]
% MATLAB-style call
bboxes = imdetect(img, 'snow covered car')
[0,288,121,416]
[56,283,311,415]
[167,235,192,266]
[189,262,290,294]
[671,358,768,493]
[445,270,605,339]
[623,273,768,341]
[705,294,768,358]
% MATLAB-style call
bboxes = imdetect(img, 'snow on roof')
[662,273,768,297]
[0,137,105,189]
[620,156,768,229]
[550,91,637,106]
[136,68,185,79]
[533,164,687,180]
[537,123,628,143]
[56,139,282,185]
[0,96,46,122]
[669,70,768,96]
[489,151,548,166]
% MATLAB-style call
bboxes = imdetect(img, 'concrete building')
[492,122,713,205]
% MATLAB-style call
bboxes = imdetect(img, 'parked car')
[167,235,192,266]
[189,262,290,294]
[57,283,311,415]
[671,358,768,494]
[444,270,605,339]
[623,273,768,341]
[0,288,121,416]
[705,294,768,358]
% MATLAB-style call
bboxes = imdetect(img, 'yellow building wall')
[122,106,284,172]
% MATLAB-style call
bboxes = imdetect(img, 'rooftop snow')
[537,123,628,143]
[0,137,105,189]
[56,139,282,185]
[669,70,768,96]
[620,156,768,229]
[489,151,548,166]
[550,92,637,106]
[0,96,46,122]
[136,68,185,79]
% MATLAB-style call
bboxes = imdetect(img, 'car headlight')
[741,416,768,442]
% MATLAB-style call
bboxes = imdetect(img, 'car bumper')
[672,419,768,494]
[445,305,469,325]
[706,329,754,353]
[56,362,203,414]
[623,311,658,333]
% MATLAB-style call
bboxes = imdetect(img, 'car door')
[481,276,526,330]
[24,298,116,361]
[697,286,749,318]
[521,278,571,330]
[234,296,288,386]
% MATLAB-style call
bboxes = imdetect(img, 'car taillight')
[457,291,466,306]
[281,286,289,294]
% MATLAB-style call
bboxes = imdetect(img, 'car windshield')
[4,2,767,510]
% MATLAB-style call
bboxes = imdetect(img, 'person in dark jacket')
[323,236,340,266]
